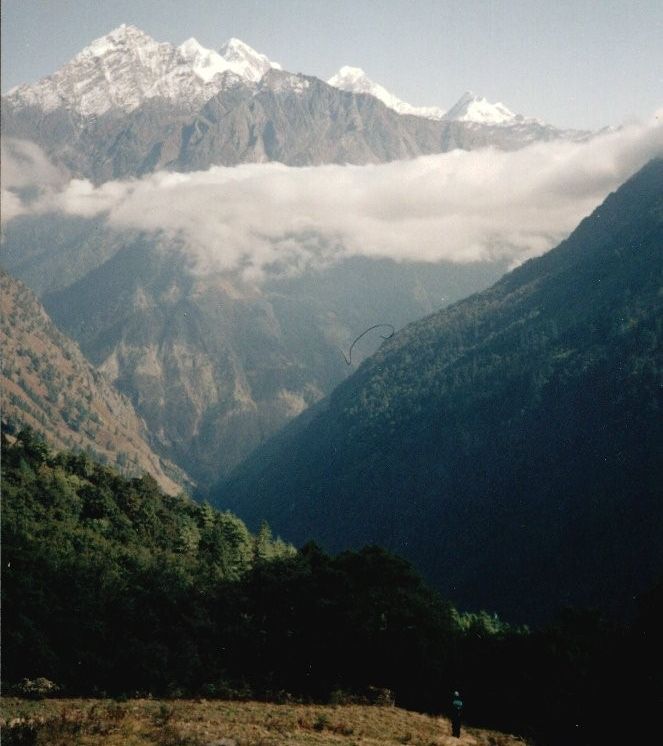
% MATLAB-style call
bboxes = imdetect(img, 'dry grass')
[0,698,529,746]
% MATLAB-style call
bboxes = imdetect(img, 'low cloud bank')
[3,114,662,277]
[1,138,69,222]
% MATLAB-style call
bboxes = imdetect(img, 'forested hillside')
[1,428,293,695]
[0,270,184,493]
[219,158,663,622]
[2,430,662,745]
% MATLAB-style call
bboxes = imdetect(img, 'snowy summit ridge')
[179,36,281,84]
[327,66,445,120]
[443,91,517,125]
[6,24,545,128]
[327,67,533,125]
[6,24,281,117]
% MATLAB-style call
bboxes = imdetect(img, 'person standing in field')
[451,690,463,737]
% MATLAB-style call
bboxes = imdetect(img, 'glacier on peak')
[177,37,234,83]
[4,25,188,117]
[327,66,445,120]
[180,36,281,84]
[444,91,517,125]
[220,37,282,70]
[330,66,371,87]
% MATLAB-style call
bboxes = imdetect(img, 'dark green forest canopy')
[3,430,476,701]
[2,430,662,746]
[1,429,293,690]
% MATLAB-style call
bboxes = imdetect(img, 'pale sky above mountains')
[2,0,662,130]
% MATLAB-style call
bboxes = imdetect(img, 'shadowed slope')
[218,159,663,622]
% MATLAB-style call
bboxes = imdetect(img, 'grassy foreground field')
[0,698,528,746]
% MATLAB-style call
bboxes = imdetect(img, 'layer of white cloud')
[1,138,69,222]
[3,113,662,278]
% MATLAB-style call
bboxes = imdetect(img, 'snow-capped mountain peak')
[218,37,282,80]
[80,23,155,57]
[6,25,188,117]
[328,66,372,91]
[178,37,230,83]
[443,90,517,125]
[178,36,280,84]
[5,27,281,119]
[327,66,445,120]
[179,36,209,57]
[327,69,526,126]
[6,25,551,133]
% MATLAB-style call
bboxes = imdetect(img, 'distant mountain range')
[327,67,523,126]
[4,24,546,125]
[217,159,663,623]
[1,25,588,183]
[0,270,184,493]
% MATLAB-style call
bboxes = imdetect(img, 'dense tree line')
[2,430,661,744]
[2,428,293,695]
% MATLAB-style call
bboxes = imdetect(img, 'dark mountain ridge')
[218,159,663,622]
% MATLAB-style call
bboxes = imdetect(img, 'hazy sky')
[2,0,662,130]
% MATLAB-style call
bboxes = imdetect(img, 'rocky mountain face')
[217,160,663,623]
[2,26,588,183]
[22,229,505,486]
[0,270,184,493]
[1,213,135,296]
